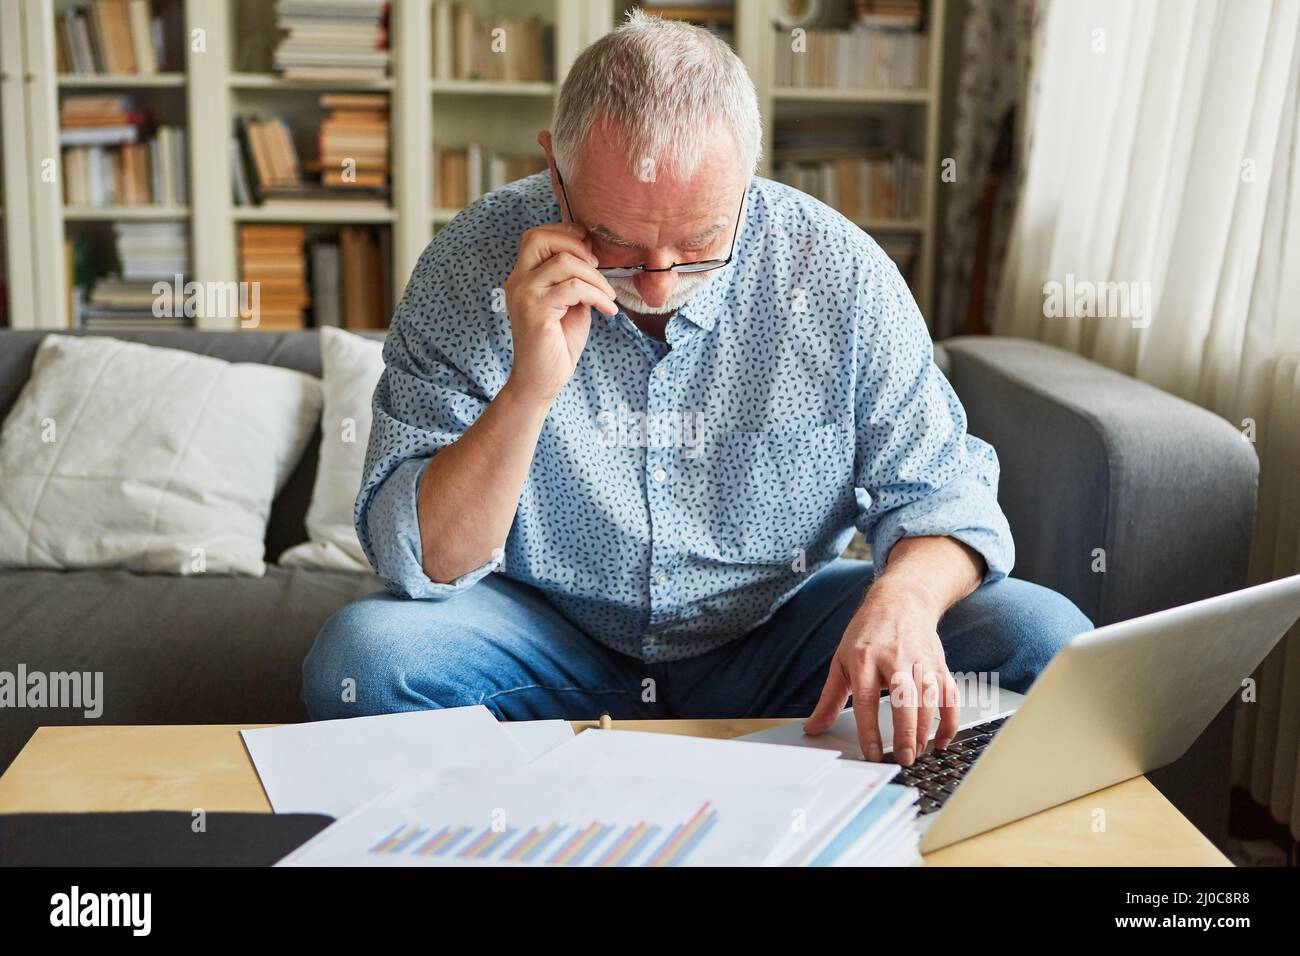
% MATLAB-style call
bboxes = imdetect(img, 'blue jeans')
[302,559,1092,721]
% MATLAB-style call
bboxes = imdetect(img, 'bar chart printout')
[277,766,819,867]
[367,801,720,867]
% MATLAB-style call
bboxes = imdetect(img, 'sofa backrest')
[0,329,357,561]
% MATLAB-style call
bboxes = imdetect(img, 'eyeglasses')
[554,165,744,279]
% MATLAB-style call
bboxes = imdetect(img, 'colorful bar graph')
[645,802,718,867]
[365,803,717,866]
[520,824,568,862]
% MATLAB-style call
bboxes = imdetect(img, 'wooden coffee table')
[0,720,1229,866]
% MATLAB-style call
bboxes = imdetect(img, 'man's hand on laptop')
[502,223,619,407]
[803,536,985,766]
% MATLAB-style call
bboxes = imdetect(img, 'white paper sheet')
[277,765,820,867]
[784,761,903,866]
[500,719,574,760]
[242,706,531,818]
[532,728,844,783]
[529,728,899,864]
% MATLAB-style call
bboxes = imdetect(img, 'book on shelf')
[230,137,253,206]
[339,226,388,329]
[56,0,182,75]
[237,116,303,196]
[309,242,342,328]
[240,225,390,331]
[316,93,391,192]
[774,0,928,90]
[774,152,921,222]
[59,94,147,145]
[240,225,310,331]
[273,0,391,81]
[75,222,191,330]
[773,114,920,221]
[432,3,554,83]
[62,99,186,206]
[434,145,545,209]
[234,102,391,207]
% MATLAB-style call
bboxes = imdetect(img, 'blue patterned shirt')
[356,172,1013,662]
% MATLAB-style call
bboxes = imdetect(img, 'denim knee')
[301,596,483,720]
[997,583,1093,692]
[943,578,1093,695]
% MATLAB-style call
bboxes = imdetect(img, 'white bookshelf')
[233,204,397,224]
[1,0,947,329]
[747,0,946,315]
[63,204,191,220]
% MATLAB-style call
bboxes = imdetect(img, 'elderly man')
[303,12,1090,767]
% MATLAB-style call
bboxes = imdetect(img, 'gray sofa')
[0,329,1257,848]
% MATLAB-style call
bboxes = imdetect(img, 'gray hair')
[552,10,762,182]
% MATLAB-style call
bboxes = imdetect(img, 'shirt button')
[652,468,667,483]
[654,366,668,380]
[655,571,668,585]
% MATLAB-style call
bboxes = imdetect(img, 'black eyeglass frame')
[553,165,745,279]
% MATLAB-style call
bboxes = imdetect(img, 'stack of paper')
[241,709,572,819]
[244,709,919,867]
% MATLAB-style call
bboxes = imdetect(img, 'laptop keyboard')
[887,715,1010,816]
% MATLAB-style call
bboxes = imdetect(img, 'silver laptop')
[741,573,1300,853]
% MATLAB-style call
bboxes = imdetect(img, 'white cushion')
[0,334,322,576]
[280,327,385,572]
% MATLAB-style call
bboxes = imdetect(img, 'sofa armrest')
[943,337,1258,626]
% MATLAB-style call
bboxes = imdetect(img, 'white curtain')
[996,0,1300,838]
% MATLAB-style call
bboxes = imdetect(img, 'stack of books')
[60,94,145,148]
[55,0,182,75]
[239,225,310,331]
[434,144,546,209]
[432,3,553,82]
[316,94,390,197]
[774,152,921,222]
[272,0,390,81]
[77,222,189,330]
[60,97,186,207]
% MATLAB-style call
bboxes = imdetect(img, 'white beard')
[609,270,716,316]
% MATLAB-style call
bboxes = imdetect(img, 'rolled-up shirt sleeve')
[852,258,1014,583]
[354,275,501,600]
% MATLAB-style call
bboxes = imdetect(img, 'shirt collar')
[671,268,730,332]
